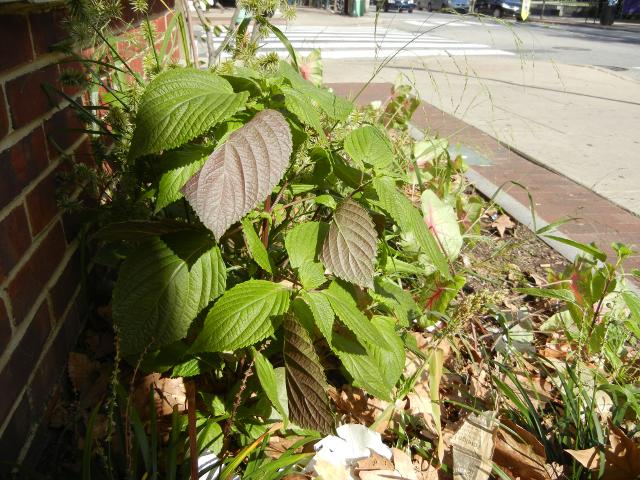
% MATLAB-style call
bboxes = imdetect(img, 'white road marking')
[211,26,513,60]
[405,19,499,27]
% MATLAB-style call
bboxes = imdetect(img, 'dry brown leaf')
[265,434,306,459]
[414,456,439,480]
[331,385,392,433]
[493,419,554,480]
[451,411,496,480]
[567,421,640,480]
[357,449,421,480]
[543,341,571,360]
[132,373,187,420]
[565,447,599,469]
[68,352,99,393]
[392,448,420,480]
[491,214,515,237]
[355,452,395,472]
[502,373,553,411]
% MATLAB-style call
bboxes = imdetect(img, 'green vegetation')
[30,1,640,479]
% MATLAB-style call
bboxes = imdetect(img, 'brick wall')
[0,0,180,466]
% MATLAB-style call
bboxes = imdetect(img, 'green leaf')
[129,69,248,159]
[332,316,404,401]
[344,125,393,171]
[283,317,334,434]
[373,278,421,326]
[314,194,337,210]
[623,292,640,339]
[300,290,334,343]
[414,137,448,166]
[155,145,211,212]
[252,348,288,423]
[282,86,326,141]
[321,281,390,350]
[517,287,577,304]
[321,199,378,289]
[421,190,463,260]
[540,234,607,262]
[279,61,352,121]
[373,176,450,278]
[285,221,327,269]
[242,218,273,274]
[190,280,290,353]
[197,419,223,455]
[297,262,327,290]
[113,237,226,356]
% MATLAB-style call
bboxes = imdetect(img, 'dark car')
[417,0,468,12]
[474,0,521,17]
[379,0,417,12]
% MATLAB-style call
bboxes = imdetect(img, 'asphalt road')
[378,10,640,80]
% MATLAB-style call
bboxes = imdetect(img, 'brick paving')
[329,82,640,271]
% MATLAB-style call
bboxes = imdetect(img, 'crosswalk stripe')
[405,19,499,27]
[207,26,513,59]
[259,41,493,48]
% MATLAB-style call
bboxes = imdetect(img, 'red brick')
[6,65,60,129]
[0,299,10,354]
[153,13,167,33]
[0,204,32,283]
[0,394,32,464]
[129,55,144,74]
[43,106,84,156]
[0,301,51,423]
[49,250,81,319]
[29,299,84,417]
[0,85,9,139]
[29,9,69,56]
[7,222,66,325]
[0,15,33,72]
[0,126,49,209]
[26,170,59,236]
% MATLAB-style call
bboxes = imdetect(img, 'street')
[197,8,640,215]
[288,9,640,216]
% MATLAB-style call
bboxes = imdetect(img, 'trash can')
[600,0,617,24]
[349,0,365,16]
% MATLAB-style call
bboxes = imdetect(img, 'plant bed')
[20,4,640,479]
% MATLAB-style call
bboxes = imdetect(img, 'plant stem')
[261,195,272,248]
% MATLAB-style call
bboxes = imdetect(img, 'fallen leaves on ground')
[491,214,515,237]
[566,421,640,480]
[358,448,419,480]
[131,373,187,420]
[493,419,559,480]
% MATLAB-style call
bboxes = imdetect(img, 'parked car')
[416,0,468,12]
[473,0,521,17]
[380,0,416,12]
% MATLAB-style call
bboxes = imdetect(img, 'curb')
[407,122,640,292]
[526,17,640,33]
